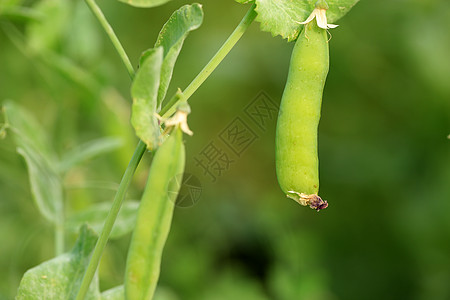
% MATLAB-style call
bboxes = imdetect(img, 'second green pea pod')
[125,127,185,300]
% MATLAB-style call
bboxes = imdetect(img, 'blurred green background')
[1,0,449,299]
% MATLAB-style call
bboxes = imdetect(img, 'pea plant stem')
[76,140,146,300]
[77,2,256,299]
[84,0,135,80]
[160,3,257,118]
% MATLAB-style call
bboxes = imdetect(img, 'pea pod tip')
[286,191,328,211]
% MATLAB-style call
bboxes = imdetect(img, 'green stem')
[159,3,257,118]
[84,0,135,80]
[75,140,146,300]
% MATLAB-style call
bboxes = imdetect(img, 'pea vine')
[1,0,359,299]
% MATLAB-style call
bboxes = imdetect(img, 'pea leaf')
[3,101,63,224]
[131,47,163,150]
[153,3,203,109]
[16,225,100,300]
[118,0,171,8]
[59,137,123,173]
[66,201,139,240]
[240,0,359,41]
[3,101,54,159]
[16,146,64,224]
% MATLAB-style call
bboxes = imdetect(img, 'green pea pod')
[275,18,329,211]
[125,127,185,300]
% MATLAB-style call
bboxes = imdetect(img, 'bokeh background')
[1,0,449,299]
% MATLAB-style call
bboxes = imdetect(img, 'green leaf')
[3,101,62,224]
[3,101,54,159]
[153,3,204,109]
[118,0,171,8]
[59,137,123,173]
[66,201,139,240]
[326,0,360,24]
[131,47,163,150]
[16,225,101,300]
[246,0,359,41]
[16,146,64,224]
